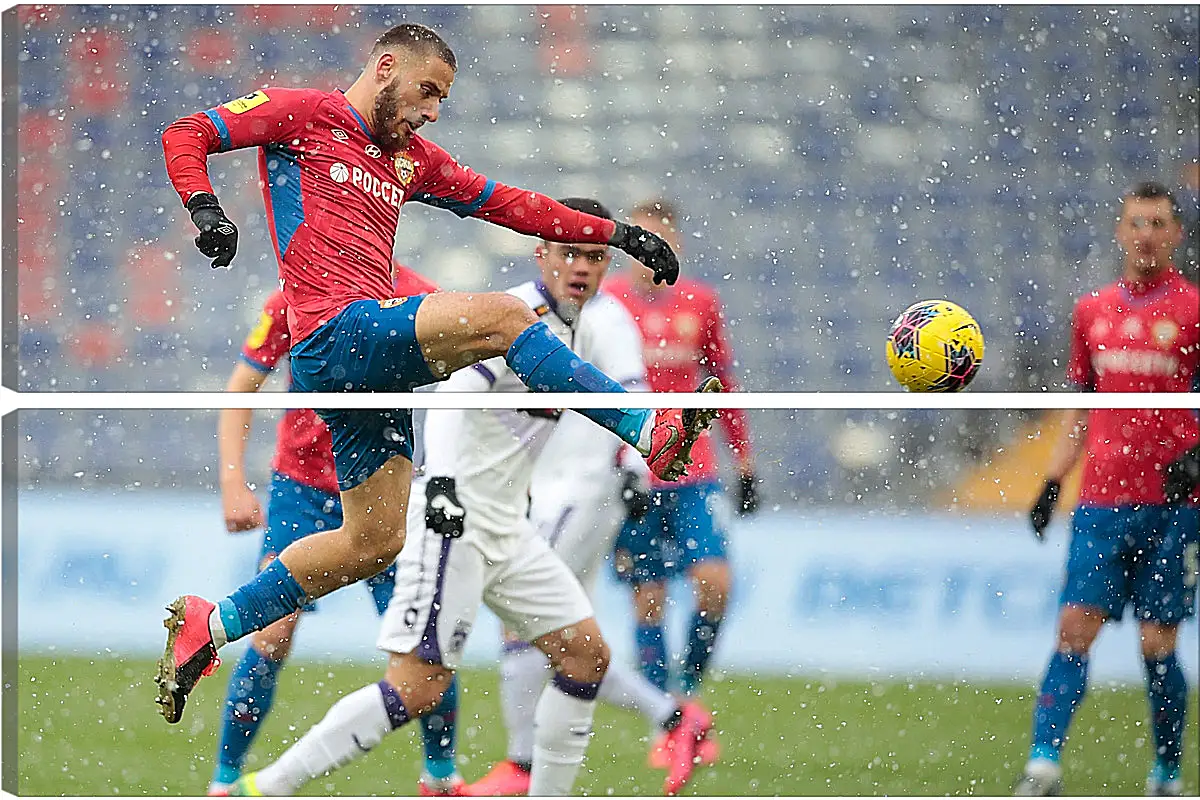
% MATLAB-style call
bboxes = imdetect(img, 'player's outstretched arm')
[162,89,322,268]
[410,142,680,284]
[218,362,270,533]
[1030,409,1087,539]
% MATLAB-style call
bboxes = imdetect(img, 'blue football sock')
[635,623,669,693]
[679,611,722,696]
[506,322,651,447]
[421,675,460,780]
[1144,652,1188,773]
[1030,650,1089,761]
[213,645,285,784]
[218,558,307,643]
[366,563,397,616]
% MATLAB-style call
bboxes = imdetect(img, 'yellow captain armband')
[244,310,274,349]
[223,90,270,114]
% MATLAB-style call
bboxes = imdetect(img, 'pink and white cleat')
[154,595,222,723]
[645,377,723,482]
[662,702,714,796]
[464,760,531,796]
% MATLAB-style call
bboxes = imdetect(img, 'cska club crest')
[393,153,416,186]
[1152,320,1180,349]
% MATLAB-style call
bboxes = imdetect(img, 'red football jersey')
[1066,267,1200,505]
[240,266,440,495]
[163,87,616,343]
[604,274,752,487]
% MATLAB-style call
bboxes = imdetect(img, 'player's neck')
[1120,262,1173,292]
[342,80,376,134]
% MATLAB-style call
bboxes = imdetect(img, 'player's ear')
[375,51,396,81]
[534,243,547,262]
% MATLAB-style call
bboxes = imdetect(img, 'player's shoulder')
[675,276,720,304]
[236,86,332,111]
[1074,281,1118,314]
[505,280,544,308]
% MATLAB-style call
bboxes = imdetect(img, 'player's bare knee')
[1139,623,1179,660]
[634,583,667,624]
[691,561,732,616]
[385,654,453,716]
[483,292,539,350]
[1056,605,1104,653]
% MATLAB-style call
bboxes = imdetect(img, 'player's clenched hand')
[1164,444,1200,505]
[187,192,239,269]
[738,474,761,516]
[1029,479,1061,540]
[426,477,466,538]
[222,483,264,533]
[610,222,680,285]
[620,469,652,520]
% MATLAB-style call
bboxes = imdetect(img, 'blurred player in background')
[210,266,465,796]
[158,22,721,725]
[1016,182,1200,797]
[461,201,713,798]
[228,198,672,798]
[605,199,759,757]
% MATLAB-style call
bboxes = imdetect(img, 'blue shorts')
[290,297,438,491]
[1061,504,1199,624]
[261,472,395,614]
[613,481,730,585]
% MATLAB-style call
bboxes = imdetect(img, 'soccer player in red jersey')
[209,266,466,796]
[604,199,759,781]
[156,24,723,726]
[1015,182,1200,797]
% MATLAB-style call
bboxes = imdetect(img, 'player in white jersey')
[227,199,667,798]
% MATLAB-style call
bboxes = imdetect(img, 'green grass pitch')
[14,654,1199,796]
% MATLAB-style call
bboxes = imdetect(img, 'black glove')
[1164,444,1200,505]
[738,474,760,516]
[609,221,679,286]
[1030,479,1061,540]
[620,469,652,520]
[426,476,466,538]
[187,192,239,269]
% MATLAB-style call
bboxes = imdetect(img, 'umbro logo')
[332,128,349,141]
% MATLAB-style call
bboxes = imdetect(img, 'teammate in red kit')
[605,199,759,781]
[1015,182,1200,797]
[209,267,466,796]
[156,24,722,727]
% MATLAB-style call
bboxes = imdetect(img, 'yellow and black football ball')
[885,300,984,392]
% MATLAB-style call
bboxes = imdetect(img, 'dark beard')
[372,80,405,152]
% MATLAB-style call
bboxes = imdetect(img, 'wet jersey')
[1066,267,1200,505]
[422,282,645,559]
[163,86,617,343]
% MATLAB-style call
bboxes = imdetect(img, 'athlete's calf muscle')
[414,291,538,377]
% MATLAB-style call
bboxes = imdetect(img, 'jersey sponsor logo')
[223,90,270,114]
[1092,348,1180,377]
[365,143,382,158]
[245,309,274,350]
[349,165,404,209]
[1153,320,1180,349]
[393,153,416,186]
[380,297,409,309]
[330,162,351,183]
[331,128,349,141]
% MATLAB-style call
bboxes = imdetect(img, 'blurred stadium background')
[12,3,1200,499]
[9,4,1200,796]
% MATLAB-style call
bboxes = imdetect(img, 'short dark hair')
[1125,181,1182,221]
[631,198,681,228]
[558,197,612,220]
[372,24,456,71]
